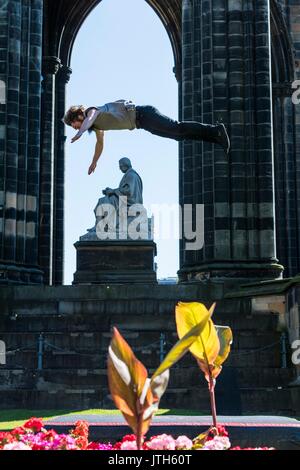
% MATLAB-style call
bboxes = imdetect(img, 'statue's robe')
[89,168,143,233]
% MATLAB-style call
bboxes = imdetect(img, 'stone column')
[0,0,43,284]
[39,56,61,285]
[25,0,43,281]
[273,83,298,276]
[178,0,283,283]
[53,65,72,285]
[2,0,22,265]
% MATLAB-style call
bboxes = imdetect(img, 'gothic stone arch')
[40,0,181,285]
[40,0,297,285]
[1,0,297,285]
[271,0,299,277]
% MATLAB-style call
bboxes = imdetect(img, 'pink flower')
[120,440,138,450]
[175,435,193,450]
[3,442,32,450]
[147,434,176,450]
[52,434,78,450]
[202,436,231,451]
[86,442,113,450]
[1,419,276,452]
[21,432,51,450]
[43,430,58,442]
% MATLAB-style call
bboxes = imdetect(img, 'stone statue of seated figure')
[81,157,153,241]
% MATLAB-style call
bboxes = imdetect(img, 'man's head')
[119,157,132,173]
[63,105,86,130]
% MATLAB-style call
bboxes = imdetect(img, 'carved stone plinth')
[73,240,157,284]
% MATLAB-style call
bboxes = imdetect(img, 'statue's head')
[119,157,132,173]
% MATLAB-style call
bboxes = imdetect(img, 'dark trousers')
[135,105,218,142]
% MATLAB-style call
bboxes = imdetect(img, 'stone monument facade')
[0,1,300,285]
[1,1,300,416]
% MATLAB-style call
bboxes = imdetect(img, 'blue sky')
[64,0,179,284]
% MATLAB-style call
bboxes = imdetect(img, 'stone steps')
[0,311,279,332]
[0,367,294,390]
[1,342,284,369]
[0,312,286,369]
[0,386,299,415]
[0,329,282,350]
[0,284,296,414]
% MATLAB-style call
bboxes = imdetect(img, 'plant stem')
[136,414,143,450]
[208,375,217,429]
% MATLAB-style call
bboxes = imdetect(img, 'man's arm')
[88,130,104,175]
[71,108,98,143]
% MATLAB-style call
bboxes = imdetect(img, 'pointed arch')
[44,0,182,80]
[271,0,299,276]
[270,0,294,84]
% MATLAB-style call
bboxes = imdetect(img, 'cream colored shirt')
[75,99,137,137]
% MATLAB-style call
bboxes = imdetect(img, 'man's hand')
[88,130,104,175]
[71,133,82,143]
[88,161,97,175]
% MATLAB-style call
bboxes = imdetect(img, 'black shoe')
[215,123,230,155]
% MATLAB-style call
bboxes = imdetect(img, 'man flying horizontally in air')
[63,99,230,175]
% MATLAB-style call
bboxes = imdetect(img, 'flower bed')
[0,302,278,451]
[0,418,274,451]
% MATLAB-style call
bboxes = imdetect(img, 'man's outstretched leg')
[135,105,230,154]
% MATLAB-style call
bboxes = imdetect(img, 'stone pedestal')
[73,240,157,284]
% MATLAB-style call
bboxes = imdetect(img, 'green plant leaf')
[176,302,220,365]
[211,326,233,379]
[152,313,211,381]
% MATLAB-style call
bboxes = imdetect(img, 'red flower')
[121,434,136,442]
[113,435,138,450]
[23,417,44,433]
[75,436,89,449]
[216,425,228,437]
[72,421,89,438]
[31,443,46,451]
[113,441,122,450]
[0,432,14,448]
[206,424,229,441]
[11,427,26,437]
[43,430,58,441]
[86,442,101,450]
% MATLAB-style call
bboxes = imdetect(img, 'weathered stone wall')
[0,284,299,414]
[0,0,43,284]
[0,0,299,285]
